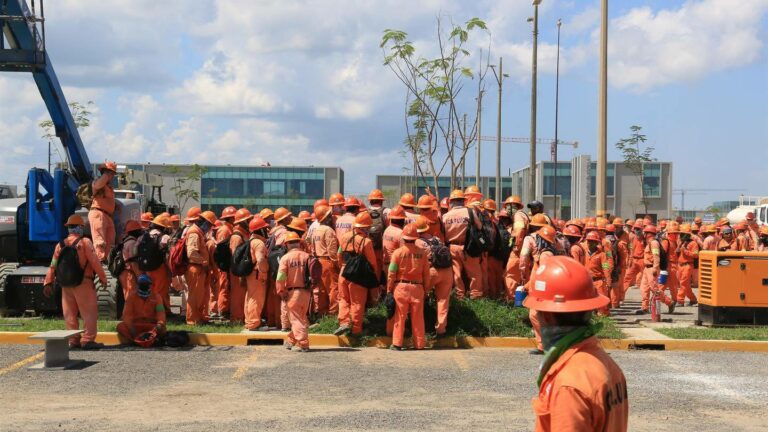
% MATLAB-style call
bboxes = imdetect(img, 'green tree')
[615,125,656,215]
[168,164,207,212]
[39,101,94,170]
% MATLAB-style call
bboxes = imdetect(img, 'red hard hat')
[141,212,154,223]
[401,223,419,241]
[643,225,658,235]
[249,216,268,232]
[99,161,118,173]
[605,224,616,233]
[585,231,601,242]
[439,197,449,210]
[169,214,180,223]
[563,225,581,238]
[220,206,237,220]
[523,256,610,313]
[298,210,312,221]
[314,199,329,210]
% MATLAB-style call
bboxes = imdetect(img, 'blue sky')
[0,0,766,210]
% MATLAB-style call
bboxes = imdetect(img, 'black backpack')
[427,237,452,269]
[55,238,85,287]
[266,235,287,280]
[477,211,496,252]
[137,232,165,272]
[368,208,385,249]
[108,236,134,278]
[230,234,254,277]
[341,234,379,288]
[655,233,669,271]
[491,223,512,261]
[464,208,488,258]
[213,235,233,272]
[606,235,621,280]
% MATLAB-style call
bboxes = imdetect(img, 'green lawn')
[0,318,245,334]
[656,326,768,341]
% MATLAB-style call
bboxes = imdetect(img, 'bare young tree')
[615,125,656,216]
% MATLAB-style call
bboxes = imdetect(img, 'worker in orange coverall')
[89,161,117,262]
[117,273,167,346]
[276,232,312,352]
[525,256,628,432]
[585,231,612,317]
[442,189,483,300]
[415,216,453,337]
[638,225,675,314]
[675,224,699,307]
[244,216,270,331]
[309,205,340,316]
[43,215,108,350]
[387,223,431,350]
[525,225,557,355]
[185,211,216,325]
[118,220,143,302]
[228,208,253,323]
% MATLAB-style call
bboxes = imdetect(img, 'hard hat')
[170,215,180,223]
[213,220,221,230]
[633,220,644,229]
[483,199,497,212]
[667,221,680,233]
[643,225,657,235]
[399,193,416,208]
[679,224,692,234]
[449,189,465,201]
[298,210,312,222]
[284,231,301,243]
[314,199,329,210]
[99,161,117,173]
[659,220,668,230]
[401,223,419,241]
[288,217,307,232]
[694,216,703,224]
[563,225,581,238]
[234,208,253,225]
[584,221,597,232]
[368,189,385,202]
[344,196,362,209]
[464,185,482,199]
[124,220,142,233]
[259,208,274,220]
[185,207,202,222]
[159,212,171,219]
[527,200,544,211]
[417,195,435,210]
[605,224,616,233]
[704,224,717,234]
[596,219,608,231]
[566,219,585,230]
[538,225,556,244]
[414,216,430,233]
[249,216,268,233]
[759,226,768,236]
[585,231,601,242]
[734,222,746,231]
[625,218,634,226]
[716,217,729,227]
[353,212,373,228]
[329,193,345,206]
[64,214,85,226]
[504,195,523,207]
[141,212,154,223]
[274,207,292,223]
[389,205,406,220]
[557,220,566,231]
[498,209,510,219]
[200,211,217,225]
[152,215,170,229]
[613,217,624,226]
[315,205,332,222]
[523,256,609,313]
[691,224,700,232]
[746,212,755,221]
[220,206,237,220]
[440,197,450,210]
[530,213,549,227]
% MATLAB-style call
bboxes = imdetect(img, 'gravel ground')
[1,344,767,431]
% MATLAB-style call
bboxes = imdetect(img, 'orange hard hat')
[259,208,274,220]
[124,220,142,233]
[605,224,616,233]
[344,196,362,209]
[288,217,307,232]
[213,220,222,229]
[625,218,634,226]
[734,222,746,231]
[759,226,768,236]
[353,212,373,228]
[249,216,268,232]
[504,195,523,207]
[315,204,332,222]
[170,214,180,223]
[659,220,668,229]
[368,189,385,201]
[596,219,608,231]
[389,205,406,220]
[200,211,217,225]
[284,231,301,243]
[584,221,597,232]
[523,256,609,313]
[538,225,556,244]
[99,161,117,173]
[234,208,253,225]
[152,215,170,229]
[498,209,510,219]
[329,193,345,206]
[314,199,329,210]
[613,217,624,226]
[633,220,644,229]
[414,216,430,233]
[563,225,581,238]
[667,221,680,233]
[704,224,717,234]
[159,212,171,219]
[464,185,482,198]
[417,194,435,210]
[716,217,729,227]
[399,193,416,208]
[530,213,549,227]
[401,223,419,241]
[141,212,154,223]
[220,206,237,220]
[185,207,202,222]
[691,224,700,232]
[566,219,585,230]
[694,216,702,224]
[439,197,449,210]
[679,224,692,234]
[643,225,657,235]
[298,210,312,221]
[585,231,601,242]
[483,199,497,212]
[274,207,292,223]
[449,189,465,201]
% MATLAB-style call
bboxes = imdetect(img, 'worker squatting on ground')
[43,215,108,350]
[89,161,117,262]
[117,273,167,347]
[525,256,628,432]
[277,232,312,352]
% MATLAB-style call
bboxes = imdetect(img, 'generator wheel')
[0,263,19,317]
[96,264,119,320]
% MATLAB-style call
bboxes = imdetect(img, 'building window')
[264,181,285,196]
[543,162,572,198]
[643,163,662,198]
[590,163,615,197]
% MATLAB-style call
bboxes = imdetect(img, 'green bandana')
[537,322,602,387]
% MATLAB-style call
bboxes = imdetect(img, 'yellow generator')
[697,251,768,326]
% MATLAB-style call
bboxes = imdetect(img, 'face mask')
[540,325,583,351]
[68,226,84,236]
[199,221,211,233]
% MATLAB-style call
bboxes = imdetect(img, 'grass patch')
[593,315,624,339]
[656,326,768,341]
[0,318,245,334]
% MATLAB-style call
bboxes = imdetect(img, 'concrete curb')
[2,331,768,352]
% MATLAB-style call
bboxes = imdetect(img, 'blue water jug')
[514,286,528,307]
[657,270,668,285]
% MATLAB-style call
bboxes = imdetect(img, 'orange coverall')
[569,241,585,264]
[337,231,380,334]
[215,221,233,316]
[228,227,249,323]
[265,224,288,328]
[185,224,210,325]
[532,336,629,432]
[276,247,312,349]
[416,236,453,335]
[117,290,166,343]
[639,238,672,310]
[334,212,356,244]
[586,248,612,317]
[207,232,217,317]
[382,224,403,335]
[676,239,699,305]
[661,236,679,302]
[527,249,553,352]
[504,210,528,302]
[442,205,483,300]
[44,235,107,347]
[146,228,172,314]
[613,231,630,307]
[387,242,431,349]
[310,224,339,316]
[118,234,139,302]
[244,233,269,330]
[88,175,116,262]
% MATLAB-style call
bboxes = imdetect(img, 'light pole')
[596,0,608,217]
[553,18,562,219]
[476,90,483,186]
[528,0,541,205]
[489,58,506,205]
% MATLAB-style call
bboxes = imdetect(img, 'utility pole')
[489,58,504,205]
[553,18,562,219]
[529,0,541,205]
[476,50,483,186]
[462,113,467,188]
[596,0,608,216]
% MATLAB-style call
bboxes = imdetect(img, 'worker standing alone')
[388,223,430,350]
[89,161,118,262]
[276,232,312,352]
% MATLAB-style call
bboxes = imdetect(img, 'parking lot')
[1,344,767,431]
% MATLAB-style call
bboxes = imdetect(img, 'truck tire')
[96,264,120,320]
[0,263,19,317]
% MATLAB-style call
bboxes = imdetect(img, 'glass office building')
[375,175,513,204]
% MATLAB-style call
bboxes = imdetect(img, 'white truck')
[727,196,768,226]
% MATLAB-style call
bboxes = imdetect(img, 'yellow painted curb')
[1,332,768,352]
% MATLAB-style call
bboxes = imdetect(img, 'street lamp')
[596,0,608,217]
[489,60,508,205]
[528,0,541,206]
[553,18,561,219]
